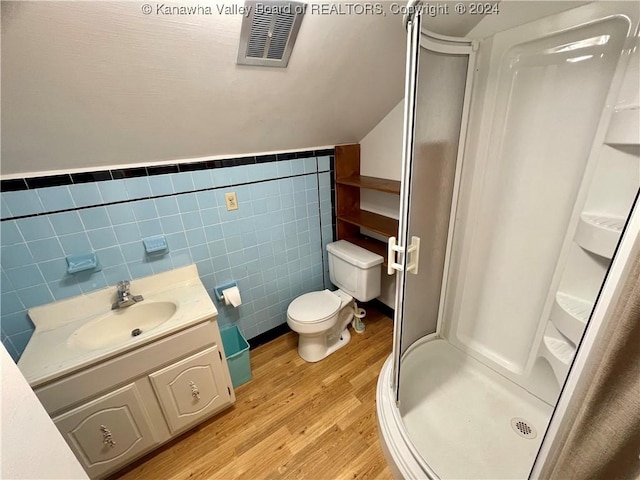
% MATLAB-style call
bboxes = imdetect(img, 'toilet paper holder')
[214,281,238,302]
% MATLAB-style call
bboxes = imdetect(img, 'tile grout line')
[1,171,331,223]
[2,163,335,359]
[0,150,336,191]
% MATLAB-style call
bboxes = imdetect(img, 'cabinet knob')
[189,381,200,400]
[100,425,116,448]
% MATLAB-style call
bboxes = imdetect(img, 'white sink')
[19,265,218,387]
[67,301,178,350]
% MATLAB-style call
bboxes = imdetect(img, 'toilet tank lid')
[327,240,383,269]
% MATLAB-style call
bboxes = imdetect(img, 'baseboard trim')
[247,299,393,351]
[248,323,292,350]
[365,299,395,320]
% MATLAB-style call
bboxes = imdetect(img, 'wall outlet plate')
[225,192,238,211]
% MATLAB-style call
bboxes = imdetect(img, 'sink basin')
[67,301,178,350]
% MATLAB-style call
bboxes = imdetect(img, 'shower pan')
[377,2,640,479]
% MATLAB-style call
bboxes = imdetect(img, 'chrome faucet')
[112,280,144,310]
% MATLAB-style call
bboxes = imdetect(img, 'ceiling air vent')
[237,1,305,68]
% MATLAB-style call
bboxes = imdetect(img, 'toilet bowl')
[286,240,383,362]
[287,289,355,362]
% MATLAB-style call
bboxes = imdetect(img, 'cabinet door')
[149,346,232,433]
[54,383,155,478]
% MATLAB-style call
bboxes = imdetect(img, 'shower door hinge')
[387,236,421,275]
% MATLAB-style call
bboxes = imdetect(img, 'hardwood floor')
[116,307,395,480]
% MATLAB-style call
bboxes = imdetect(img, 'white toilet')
[287,240,383,362]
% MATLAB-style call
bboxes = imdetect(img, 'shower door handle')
[387,237,402,275]
[387,236,421,275]
[407,236,420,274]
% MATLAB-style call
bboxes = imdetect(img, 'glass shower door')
[390,16,474,403]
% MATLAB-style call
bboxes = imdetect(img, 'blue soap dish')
[143,235,169,255]
[66,253,100,274]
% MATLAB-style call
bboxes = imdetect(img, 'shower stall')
[377,2,640,478]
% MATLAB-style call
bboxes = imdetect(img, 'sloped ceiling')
[0,1,406,176]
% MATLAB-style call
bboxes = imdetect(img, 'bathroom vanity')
[17,265,236,479]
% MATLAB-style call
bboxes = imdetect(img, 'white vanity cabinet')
[149,345,231,433]
[34,319,235,479]
[53,384,156,479]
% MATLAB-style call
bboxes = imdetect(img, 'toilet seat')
[287,290,341,324]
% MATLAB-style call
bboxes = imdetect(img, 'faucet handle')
[117,280,130,292]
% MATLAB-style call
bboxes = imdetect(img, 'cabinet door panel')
[54,383,155,477]
[149,346,231,433]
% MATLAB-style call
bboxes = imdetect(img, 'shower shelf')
[604,107,640,146]
[550,292,593,345]
[574,213,625,258]
[539,323,576,385]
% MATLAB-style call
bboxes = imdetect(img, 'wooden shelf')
[336,175,401,195]
[345,235,388,265]
[335,144,398,266]
[338,210,398,238]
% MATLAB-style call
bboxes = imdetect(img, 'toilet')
[287,240,383,362]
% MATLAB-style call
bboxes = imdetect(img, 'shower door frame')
[391,16,477,403]
[383,4,640,479]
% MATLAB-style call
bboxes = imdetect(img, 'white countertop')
[18,265,218,388]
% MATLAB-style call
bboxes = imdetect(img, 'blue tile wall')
[0,154,335,362]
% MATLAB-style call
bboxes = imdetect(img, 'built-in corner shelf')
[344,234,389,259]
[335,144,400,267]
[336,175,401,195]
[604,107,640,146]
[538,323,576,386]
[534,68,639,400]
[575,213,625,258]
[338,210,398,238]
[550,292,593,346]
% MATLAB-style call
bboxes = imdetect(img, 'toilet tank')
[326,240,383,302]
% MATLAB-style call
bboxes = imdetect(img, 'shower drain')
[511,417,537,439]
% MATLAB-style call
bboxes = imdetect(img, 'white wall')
[359,99,404,308]
[360,98,404,221]
[1,346,88,479]
[360,99,404,181]
[1,1,406,176]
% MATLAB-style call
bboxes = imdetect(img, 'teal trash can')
[220,326,251,388]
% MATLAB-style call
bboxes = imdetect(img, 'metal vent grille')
[237,1,305,67]
[267,12,296,59]
[246,13,271,58]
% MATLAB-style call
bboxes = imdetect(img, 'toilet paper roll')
[222,286,242,307]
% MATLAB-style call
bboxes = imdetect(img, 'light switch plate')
[225,192,238,211]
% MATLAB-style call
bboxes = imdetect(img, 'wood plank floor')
[116,307,395,480]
